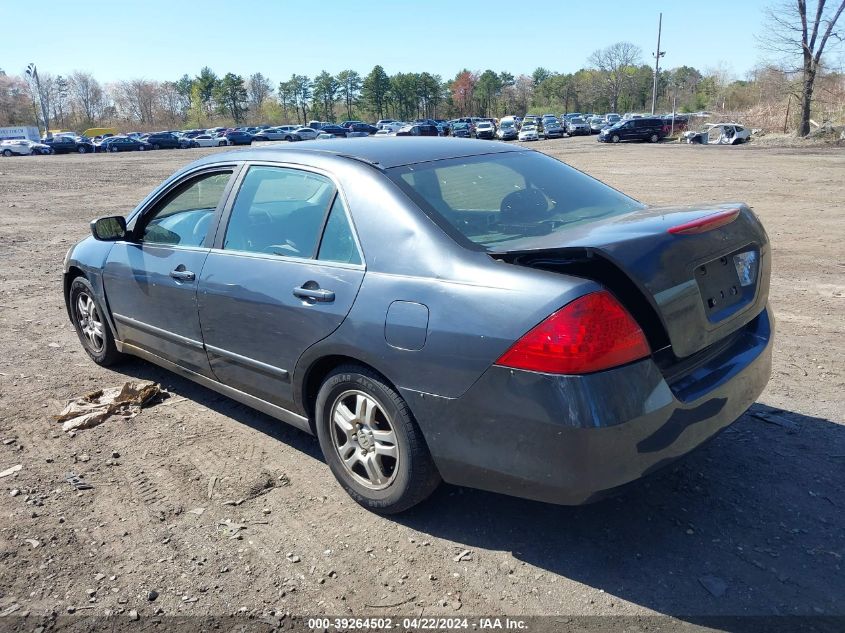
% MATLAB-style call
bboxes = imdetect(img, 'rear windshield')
[387,151,643,250]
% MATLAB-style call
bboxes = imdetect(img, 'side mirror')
[90,216,127,241]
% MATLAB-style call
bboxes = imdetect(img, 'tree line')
[1,29,843,135]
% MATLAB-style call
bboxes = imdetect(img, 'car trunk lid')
[492,203,771,359]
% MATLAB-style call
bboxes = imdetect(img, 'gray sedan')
[63,138,773,513]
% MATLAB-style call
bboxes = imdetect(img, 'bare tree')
[69,71,105,126]
[114,79,158,124]
[587,42,642,112]
[0,74,33,125]
[761,0,845,135]
[246,72,273,113]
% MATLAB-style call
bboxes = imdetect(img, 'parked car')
[605,113,621,125]
[65,137,773,514]
[223,130,254,146]
[378,121,406,134]
[683,123,751,145]
[588,117,607,134]
[474,120,495,139]
[146,132,181,150]
[192,134,229,148]
[319,125,350,138]
[1,139,50,156]
[288,127,317,141]
[376,119,397,129]
[395,124,439,137]
[179,137,200,149]
[598,117,667,143]
[542,118,564,139]
[496,121,518,141]
[565,117,590,136]
[521,115,541,130]
[449,122,472,138]
[43,136,96,154]
[99,136,154,152]
[662,114,690,133]
[518,124,539,141]
[253,126,299,141]
[347,122,378,135]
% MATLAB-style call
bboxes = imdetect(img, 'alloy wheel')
[75,292,105,353]
[329,390,399,490]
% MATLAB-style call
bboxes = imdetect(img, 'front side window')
[388,152,643,251]
[223,166,335,258]
[141,172,231,247]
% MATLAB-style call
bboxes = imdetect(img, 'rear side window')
[223,166,335,258]
[317,196,362,265]
[388,152,643,251]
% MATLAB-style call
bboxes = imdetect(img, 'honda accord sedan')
[63,138,773,514]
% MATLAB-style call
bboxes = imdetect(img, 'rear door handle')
[170,268,195,281]
[293,286,335,302]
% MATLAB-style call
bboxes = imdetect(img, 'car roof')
[192,137,527,169]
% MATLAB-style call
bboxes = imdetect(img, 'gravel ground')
[0,137,842,629]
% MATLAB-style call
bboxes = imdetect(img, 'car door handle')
[293,286,335,302]
[170,268,195,281]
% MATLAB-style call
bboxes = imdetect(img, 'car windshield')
[388,152,643,250]
[571,118,585,124]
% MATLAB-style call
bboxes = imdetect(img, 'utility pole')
[651,13,666,115]
[25,63,50,135]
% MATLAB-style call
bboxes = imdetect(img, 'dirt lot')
[0,137,842,628]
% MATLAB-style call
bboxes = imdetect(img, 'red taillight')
[668,208,740,235]
[495,291,650,374]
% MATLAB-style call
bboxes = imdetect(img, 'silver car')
[1,139,50,156]
[292,127,320,141]
[566,117,590,136]
[254,126,299,142]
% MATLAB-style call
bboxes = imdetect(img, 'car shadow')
[114,358,843,624]
[115,357,323,462]
[394,404,844,624]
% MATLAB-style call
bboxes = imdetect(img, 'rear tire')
[68,277,123,366]
[315,365,441,514]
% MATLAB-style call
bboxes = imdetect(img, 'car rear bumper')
[403,306,773,505]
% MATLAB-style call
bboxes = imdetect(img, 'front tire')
[315,365,440,514]
[611,134,621,143]
[649,133,659,143]
[68,277,122,366]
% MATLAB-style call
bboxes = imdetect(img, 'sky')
[2,0,774,83]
